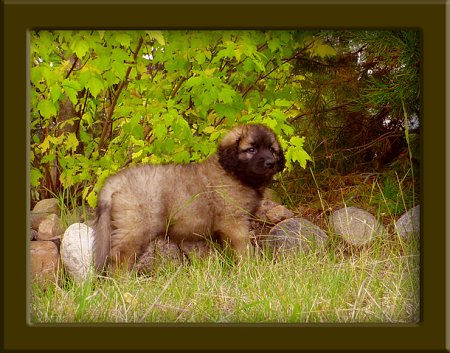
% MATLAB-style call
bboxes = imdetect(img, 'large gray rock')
[30,198,60,230]
[60,223,95,282]
[331,207,385,247]
[263,217,327,254]
[30,240,60,285]
[394,205,420,239]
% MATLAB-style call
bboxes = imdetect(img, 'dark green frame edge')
[2,0,447,351]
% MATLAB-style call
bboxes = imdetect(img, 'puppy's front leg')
[216,221,252,260]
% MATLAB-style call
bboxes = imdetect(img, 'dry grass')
[30,163,419,324]
[29,232,419,323]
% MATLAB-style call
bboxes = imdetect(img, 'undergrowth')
[30,231,419,323]
[30,151,420,324]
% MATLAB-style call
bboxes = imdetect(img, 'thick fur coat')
[93,124,285,271]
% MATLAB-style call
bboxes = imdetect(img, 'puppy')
[93,124,285,271]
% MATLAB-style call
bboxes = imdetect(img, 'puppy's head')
[218,124,285,189]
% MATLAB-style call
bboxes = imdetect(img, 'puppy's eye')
[246,147,257,153]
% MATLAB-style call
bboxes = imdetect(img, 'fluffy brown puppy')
[93,124,285,271]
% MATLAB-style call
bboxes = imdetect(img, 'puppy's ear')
[218,140,240,173]
[217,126,245,172]
[276,149,286,172]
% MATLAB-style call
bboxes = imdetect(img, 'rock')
[136,238,184,272]
[48,236,61,251]
[394,205,420,239]
[60,223,95,282]
[30,241,60,285]
[32,197,60,214]
[263,217,327,254]
[30,198,60,230]
[255,200,294,224]
[37,214,63,241]
[255,200,278,220]
[179,241,213,258]
[30,228,38,241]
[331,207,386,247]
[154,238,183,261]
[266,204,295,224]
[30,213,43,231]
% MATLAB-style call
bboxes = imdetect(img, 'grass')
[30,151,420,324]
[29,233,419,323]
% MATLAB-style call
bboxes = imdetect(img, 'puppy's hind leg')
[108,192,155,272]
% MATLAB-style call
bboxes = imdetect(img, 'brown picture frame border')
[3,0,448,351]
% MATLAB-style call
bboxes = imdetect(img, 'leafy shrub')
[30,30,326,207]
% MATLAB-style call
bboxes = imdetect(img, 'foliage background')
[30,30,420,211]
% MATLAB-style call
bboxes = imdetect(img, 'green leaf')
[215,103,238,119]
[132,129,146,142]
[72,38,90,59]
[172,118,192,141]
[185,76,203,88]
[217,87,236,104]
[261,117,278,130]
[216,41,236,61]
[111,60,127,80]
[86,190,97,208]
[124,115,144,139]
[203,126,216,134]
[86,77,104,97]
[162,138,175,153]
[290,136,305,148]
[30,168,43,187]
[104,70,119,86]
[39,66,59,86]
[270,109,287,123]
[62,80,81,104]
[66,132,79,152]
[314,42,336,58]
[290,148,311,168]
[287,136,311,168]
[30,67,42,85]
[78,71,92,88]
[49,134,65,145]
[132,149,144,161]
[111,48,132,64]
[41,153,56,164]
[49,85,62,103]
[37,99,57,119]
[173,150,190,164]
[153,123,167,140]
[146,31,165,46]
[275,99,292,107]
[91,55,111,71]
[115,32,132,47]
[195,51,206,65]
[268,38,281,52]
[66,88,78,105]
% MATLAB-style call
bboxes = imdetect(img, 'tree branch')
[97,36,144,153]
[288,102,352,123]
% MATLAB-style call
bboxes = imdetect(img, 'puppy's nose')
[265,159,275,168]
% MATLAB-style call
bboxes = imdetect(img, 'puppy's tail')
[93,201,112,271]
